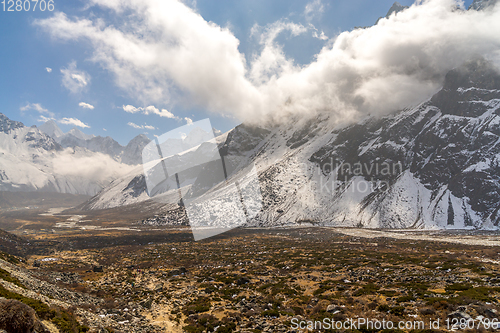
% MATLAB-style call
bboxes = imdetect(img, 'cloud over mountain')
[36,0,500,125]
[59,117,90,128]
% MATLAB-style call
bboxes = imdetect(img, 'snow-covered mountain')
[0,115,134,195]
[375,1,409,24]
[122,134,152,165]
[38,119,64,138]
[38,121,150,165]
[469,0,498,10]
[82,57,500,230]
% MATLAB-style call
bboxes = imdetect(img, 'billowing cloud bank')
[36,0,500,124]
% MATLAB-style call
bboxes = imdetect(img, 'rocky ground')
[1,227,500,332]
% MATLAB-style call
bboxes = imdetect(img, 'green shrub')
[0,252,21,264]
[0,267,25,288]
[391,306,405,316]
[0,284,54,319]
[261,309,280,317]
[182,297,211,315]
[446,283,472,292]
[377,304,390,312]
[459,287,493,302]
[396,295,415,303]
[0,298,40,333]
[353,283,379,296]
[0,284,88,332]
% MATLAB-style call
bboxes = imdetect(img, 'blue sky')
[0,0,475,145]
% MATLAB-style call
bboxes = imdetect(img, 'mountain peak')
[469,0,498,10]
[122,134,151,165]
[68,127,94,141]
[130,133,150,142]
[386,2,408,17]
[39,119,64,138]
[375,2,409,25]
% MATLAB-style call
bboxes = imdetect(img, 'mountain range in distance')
[0,114,149,196]
[1,0,500,231]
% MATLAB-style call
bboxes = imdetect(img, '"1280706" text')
[1,0,54,11]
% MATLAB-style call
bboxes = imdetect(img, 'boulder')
[92,265,104,273]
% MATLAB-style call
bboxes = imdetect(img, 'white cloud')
[250,21,308,85]
[51,150,135,187]
[37,0,500,125]
[143,105,160,116]
[37,115,55,123]
[58,117,90,128]
[46,67,52,73]
[122,104,178,119]
[123,105,141,113]
[312,30,328,40]
[60,61,91,94]
[304,0,324,22]
[158,109,176,118]
[20,103,55,117]
[36,1,261,118]
[127,122,142,129]
[28,108,90,129]
[79,102,95,109]
[184,117,193,125]
[127,121,156,130]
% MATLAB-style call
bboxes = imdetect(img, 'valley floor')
[1,226,500,332]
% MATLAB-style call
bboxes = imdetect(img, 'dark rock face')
[469,0,499,10]
[124,175,147,198]
[85,136,123,157]
[375,1,409,25]
[186,123,270,199]
[385,2,409,18]
[306,58,500,227]
[431,58,500,117]
[220,124,270,157]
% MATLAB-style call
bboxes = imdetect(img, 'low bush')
[0,298,40,333]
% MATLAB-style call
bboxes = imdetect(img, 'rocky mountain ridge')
[39,120,151,166]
